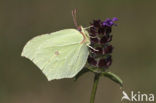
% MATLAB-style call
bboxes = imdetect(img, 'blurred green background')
[0,0,156,103]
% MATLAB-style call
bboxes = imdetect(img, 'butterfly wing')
[21,29,89,81]
[22,29,83,59]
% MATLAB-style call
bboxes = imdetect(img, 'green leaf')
[102,71,123,86]
[74,67,90,81]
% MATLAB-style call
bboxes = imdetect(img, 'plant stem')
[90,73,100,103]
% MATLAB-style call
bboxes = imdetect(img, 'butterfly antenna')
[72,9,79,29]
[72,9,86,44]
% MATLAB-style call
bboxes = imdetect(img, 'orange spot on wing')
[55,51,59,55]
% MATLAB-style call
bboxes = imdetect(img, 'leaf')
[102,71,123,86]
[74,67,90,81]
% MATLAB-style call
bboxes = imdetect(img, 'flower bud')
[87,56,97,66]
[103,45,113,54]
[98,59,106,68]
[90,37,99,44]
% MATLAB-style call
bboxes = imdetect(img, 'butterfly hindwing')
[21,29,89,81]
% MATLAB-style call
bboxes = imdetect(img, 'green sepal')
[101,71,123,87]
[86,64,106,73]
[74,67,90,81]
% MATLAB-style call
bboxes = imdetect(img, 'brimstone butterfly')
[21,10,91,81]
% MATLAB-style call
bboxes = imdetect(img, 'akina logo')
[121,91,155,102]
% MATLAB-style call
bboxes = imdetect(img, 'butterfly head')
[78,26,90,45]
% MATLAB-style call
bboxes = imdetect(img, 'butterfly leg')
[80,31,87,44]
[87,44,99,52]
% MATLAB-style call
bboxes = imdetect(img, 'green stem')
[90,73,100,103]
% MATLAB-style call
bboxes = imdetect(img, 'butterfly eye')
[77,26,82,32]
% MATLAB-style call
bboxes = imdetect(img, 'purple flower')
[102,17,118,27]
[103,45,113,54]
[100,35,112,44]
[87,17,118,70]
[92,20,102,28]
[112,17,118,22]
[98,59,107,67]
[90,37,99,43]
[95,47,103,54]
[97,56,112,68]
[98,27,106,34]
[90,27,97,35]
[105,55,112,67]
[87,56,97,66]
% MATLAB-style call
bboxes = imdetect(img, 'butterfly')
[21,9,91,81]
